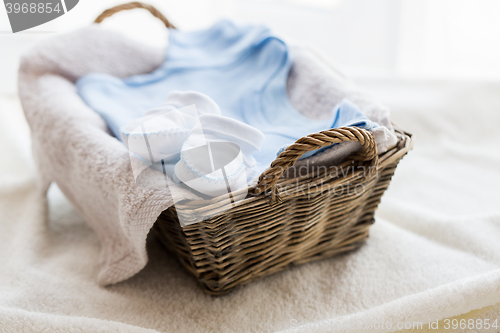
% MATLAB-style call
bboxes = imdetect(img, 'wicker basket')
[96,3,414,295]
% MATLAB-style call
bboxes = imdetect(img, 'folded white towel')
[19,25,397,285]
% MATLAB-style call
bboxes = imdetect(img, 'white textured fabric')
[18,25,397,285]
[3,73,500,332]
[122,90,264,197]
[287,46,398,153]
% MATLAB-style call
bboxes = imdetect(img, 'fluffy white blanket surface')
[1,26,500,333]
[17,25,395,286]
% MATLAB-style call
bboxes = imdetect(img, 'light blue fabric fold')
[277,99,379,160]
[76,19,378,174]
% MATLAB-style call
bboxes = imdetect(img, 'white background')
[1,0,500,94]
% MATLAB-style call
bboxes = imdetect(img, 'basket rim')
[173,124,413,212]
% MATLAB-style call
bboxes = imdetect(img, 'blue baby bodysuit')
[77,19,378,173]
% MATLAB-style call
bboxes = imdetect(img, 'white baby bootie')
[175,114,264,197]
[120,91,222,165]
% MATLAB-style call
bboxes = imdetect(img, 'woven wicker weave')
[96,3,414,295]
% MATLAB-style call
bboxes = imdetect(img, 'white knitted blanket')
[18,25,393,285]
[2,76,500,332]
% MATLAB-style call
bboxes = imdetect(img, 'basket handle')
[94,4,378,203]
[254,127,378,203]
[94,2,176,29]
